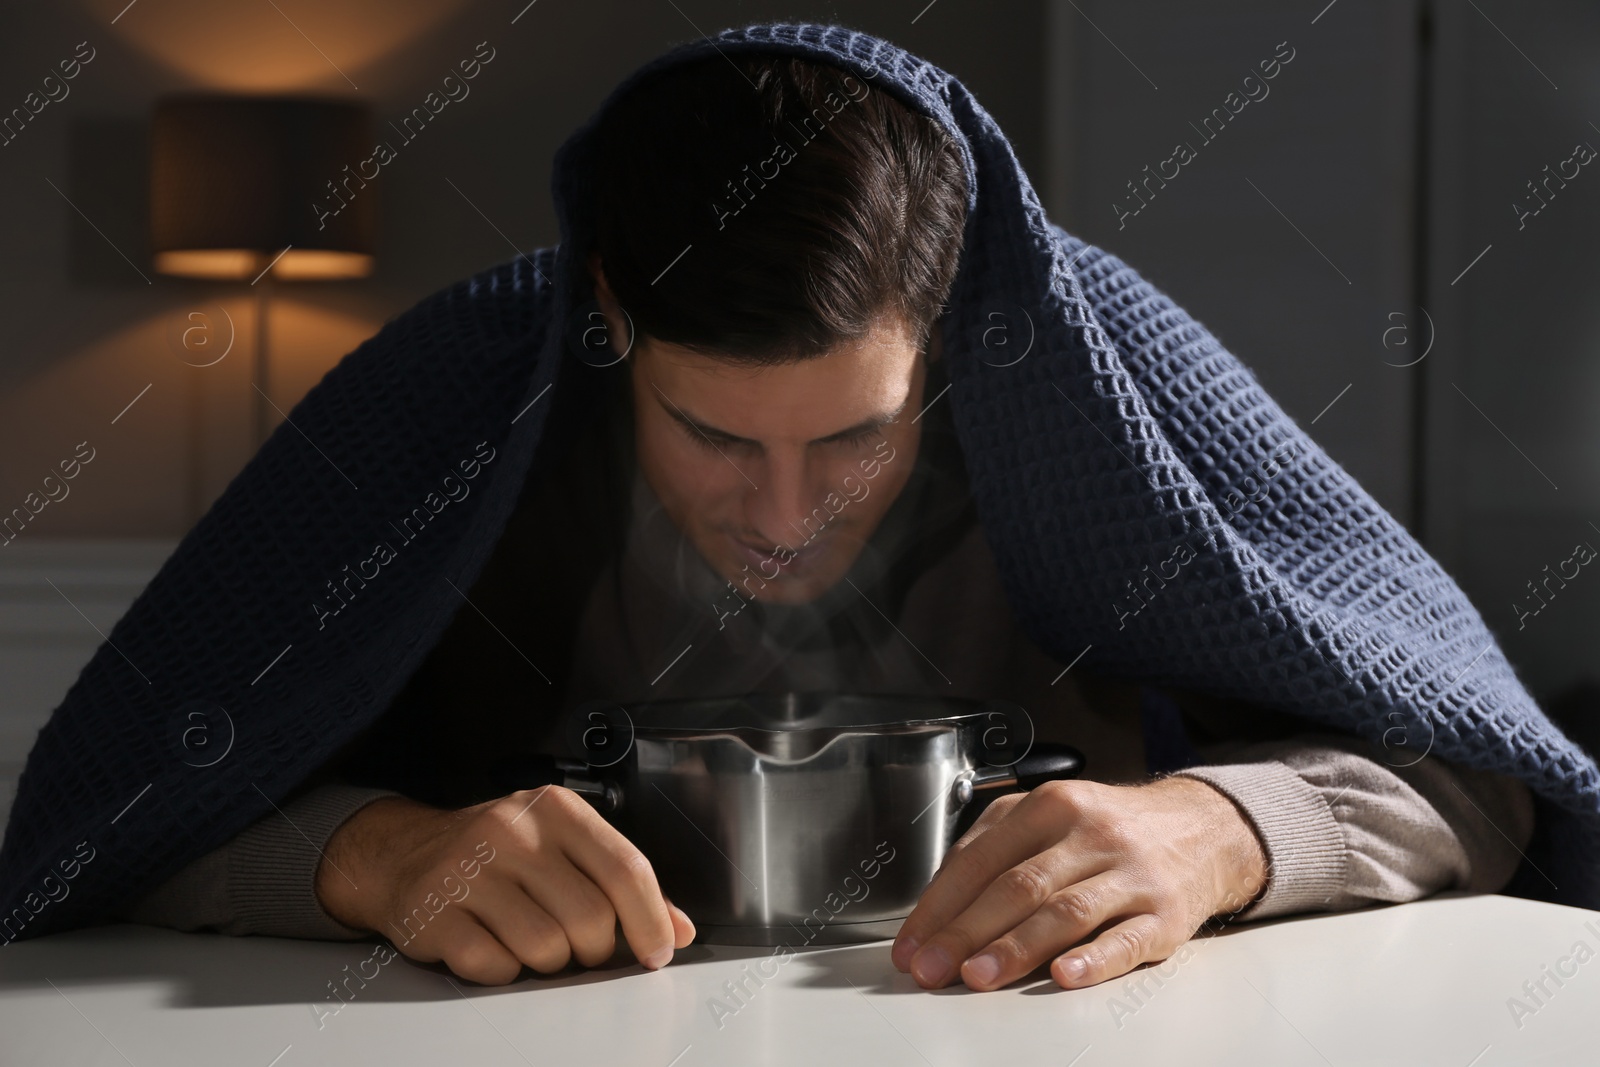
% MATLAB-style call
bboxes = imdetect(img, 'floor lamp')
[149,94,376,446]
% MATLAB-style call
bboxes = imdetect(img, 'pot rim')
[564,692,1036,767]
[617,690,1013,736]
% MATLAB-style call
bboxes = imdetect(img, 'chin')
[748,575,835,605]
[711,550,848,606]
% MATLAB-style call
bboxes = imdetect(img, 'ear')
[587,253,635,360]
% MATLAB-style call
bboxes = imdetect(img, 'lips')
[731,535,817,573]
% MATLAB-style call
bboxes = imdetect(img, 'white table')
[1,892,1595,1066]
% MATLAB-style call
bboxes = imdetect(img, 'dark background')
[0,0,1596,751]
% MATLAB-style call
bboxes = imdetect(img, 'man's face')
[593,264,929,605]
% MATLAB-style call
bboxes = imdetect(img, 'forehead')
[637,316,921,440]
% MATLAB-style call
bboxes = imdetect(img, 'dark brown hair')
[590,53,968,365]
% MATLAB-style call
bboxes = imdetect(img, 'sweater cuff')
[229,784,401,940]
[1171,760,1348,922]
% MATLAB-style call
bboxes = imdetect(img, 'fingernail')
[892,935,920,969]
[964,953,1001,987]
[1059,955,1086,983]
[912,945,953,986]
[643,947,673,970]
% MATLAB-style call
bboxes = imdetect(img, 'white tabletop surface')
[1,892,1595,1066]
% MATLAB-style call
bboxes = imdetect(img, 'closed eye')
[679,423,745,453]
[831,425,884,448]
[677,423,883,451]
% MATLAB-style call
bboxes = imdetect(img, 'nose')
[743,447,828,549]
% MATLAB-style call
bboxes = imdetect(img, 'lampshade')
[150,94,376,281]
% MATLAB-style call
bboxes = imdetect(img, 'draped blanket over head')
[4,23,1597,937]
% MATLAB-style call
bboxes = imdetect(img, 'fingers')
[462,877,576,974]
[910,793,1024,942]
[543,787,680,969]
[1051,913,1173,990]
[894,784,1099,978]
[906,845,1115,989]
[665,896,697,949]
[893,795,1050,971]
[944,792,1025,868]
[891,775,1230,994]
[514,852,620,968]
[359,785,689,988]
[957,870,1131,991]
[409,909,527,986]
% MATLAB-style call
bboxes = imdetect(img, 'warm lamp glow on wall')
[149,94,376,443]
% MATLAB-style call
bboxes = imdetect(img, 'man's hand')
[890,775,1269,992]
[315,787,696,985]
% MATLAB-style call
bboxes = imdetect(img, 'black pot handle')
[485,753,622,813]
[967,741,1086,795]
[1013,742,1087,790]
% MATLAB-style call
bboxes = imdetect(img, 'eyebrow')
[656,392,908,447]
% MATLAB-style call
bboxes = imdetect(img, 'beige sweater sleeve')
[1171,731,1537,922]
[115,783,401,940]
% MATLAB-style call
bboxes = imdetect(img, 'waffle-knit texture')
[3,22,1597,938]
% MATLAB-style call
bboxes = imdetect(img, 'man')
[94,45,1537,996]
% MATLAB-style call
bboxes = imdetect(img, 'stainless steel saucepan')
[525,692,1085,946]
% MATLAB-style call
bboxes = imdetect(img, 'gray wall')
[1045,0,1420,528]
[1044,0,1600,720]
[1423,0,1600,706]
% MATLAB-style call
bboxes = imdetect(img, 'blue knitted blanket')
[4,22,1597,939]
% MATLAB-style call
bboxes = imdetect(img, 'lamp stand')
[253,274,273,447]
